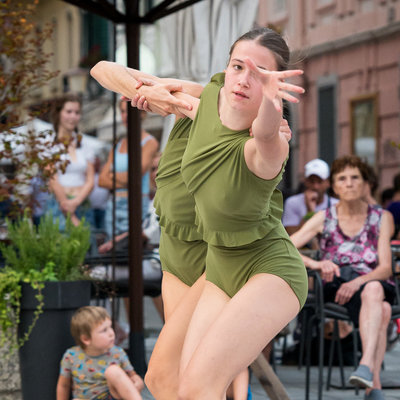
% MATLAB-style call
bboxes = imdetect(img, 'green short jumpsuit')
[154,117,206,286]
[180,73,308,308]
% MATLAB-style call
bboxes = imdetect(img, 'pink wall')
[257,0,400,196]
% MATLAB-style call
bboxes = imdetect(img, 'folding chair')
[304,270,359,400]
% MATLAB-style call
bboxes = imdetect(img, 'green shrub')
[0,212,91,280]
[0,213,91,352]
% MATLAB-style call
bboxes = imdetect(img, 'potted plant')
[0,212,92,400]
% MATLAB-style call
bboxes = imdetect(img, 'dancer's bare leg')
[145,272,206,399]
[226,368,250,400]
[178,274,300,400]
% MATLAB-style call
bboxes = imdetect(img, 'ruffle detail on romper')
[194,210,277,247]
[154,199,202,241]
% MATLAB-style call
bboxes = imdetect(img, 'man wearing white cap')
[282,158,338,235]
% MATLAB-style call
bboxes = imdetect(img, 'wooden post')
[126,3,146,376]
[250,354,290,400]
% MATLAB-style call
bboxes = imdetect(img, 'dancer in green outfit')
[91,65,254,398]
[91,27,307,399]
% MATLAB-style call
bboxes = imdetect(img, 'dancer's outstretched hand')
[244,58,304,112]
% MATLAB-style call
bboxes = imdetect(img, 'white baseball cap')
[304,158,330,180]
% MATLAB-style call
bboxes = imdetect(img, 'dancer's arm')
[244,59,304,179]
[90,61,202,116]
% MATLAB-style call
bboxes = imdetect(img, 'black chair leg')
[326,323,336,391]
[298,309,308,369]
[335,323,346,389]
[305,315,315,400]
[318,318,324,400]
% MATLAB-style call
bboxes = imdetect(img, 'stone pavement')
[141,297,400,400]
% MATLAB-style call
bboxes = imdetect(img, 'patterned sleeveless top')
[320,204,386,278]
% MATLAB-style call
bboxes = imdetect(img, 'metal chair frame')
[389,243,400,341]
[304,270,359,400]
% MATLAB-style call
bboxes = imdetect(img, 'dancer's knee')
[145,361,178,395]
[177,377,197,400]
[144,365,161,393]
[178,370,221,400]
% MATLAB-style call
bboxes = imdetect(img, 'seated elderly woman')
[290,155,395,400]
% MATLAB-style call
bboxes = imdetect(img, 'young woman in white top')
[47,93,95,230]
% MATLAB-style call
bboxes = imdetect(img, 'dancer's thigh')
[162,271,191,320]
[148,273,206,374]
[181,273,300,393]
[180,281,230,376]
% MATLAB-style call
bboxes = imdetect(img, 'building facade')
[257,0,400,194]
[30,0,112,99]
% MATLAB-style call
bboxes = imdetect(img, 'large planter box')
[18,280,91,400]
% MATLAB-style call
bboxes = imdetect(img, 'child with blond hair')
[56,306,144,400]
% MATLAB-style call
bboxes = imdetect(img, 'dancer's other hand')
[128,78,191,117]
[244,58,304,112]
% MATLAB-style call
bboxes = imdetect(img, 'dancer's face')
[223,40,278,114]
[59,101,81,133]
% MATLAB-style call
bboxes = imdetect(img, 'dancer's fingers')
[244,57,259,72]
[138,77,156,87]
[135,79,144,89]
[279,90,300,104]
[278,69,303,78]
[272,97,282,113]
[143,100,152,113]
[164,83,184,93]
[130,94,140,108]
[279,121,291,133]
[280,118,289,128]
[279,81,305,94]
[137,95,147,110]
[168,96,193,111]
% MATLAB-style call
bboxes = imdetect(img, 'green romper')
[154,117,207,286]
[181,73,308,308]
